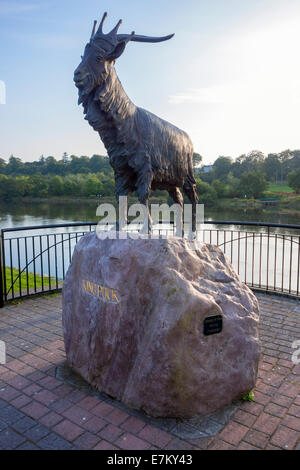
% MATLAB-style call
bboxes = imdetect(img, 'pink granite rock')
[62,233,260,418]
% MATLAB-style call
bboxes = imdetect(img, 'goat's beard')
[77,68,109,110]
[77,74,97,108]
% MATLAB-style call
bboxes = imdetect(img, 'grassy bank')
[214,195,300,213]
[268,184,294,193]
[4,267,55,290]
[214,198,263,210]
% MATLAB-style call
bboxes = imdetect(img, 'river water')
[1,199,300,231]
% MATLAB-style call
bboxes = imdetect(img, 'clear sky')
[1,0,300,164]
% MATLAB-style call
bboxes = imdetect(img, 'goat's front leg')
[115,172,134,232]
[136,169,153,235]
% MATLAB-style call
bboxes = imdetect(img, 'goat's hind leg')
[183,179,199,237]
[168,187,184,237]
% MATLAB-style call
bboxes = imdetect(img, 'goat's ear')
[106,41,126,61]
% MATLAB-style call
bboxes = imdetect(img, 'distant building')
[195,165,213,174]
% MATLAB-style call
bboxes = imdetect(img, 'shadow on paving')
[56,361,239,440]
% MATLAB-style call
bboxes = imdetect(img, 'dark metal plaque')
[203,315,223,336]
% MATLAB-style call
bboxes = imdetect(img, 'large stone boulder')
[62,232,260,418]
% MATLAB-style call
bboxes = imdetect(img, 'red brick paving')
[21,401,49,420]
[73,431,100,450]
[232,409,257,427]
[253,412,281,435]
[82,415,106,433]
[39,411,63,428]
[93,440,119,450]
[105,408,129,426]
[62,405,93,426]
[218,421,249,446]
[243,429,270,448]
[237,441,258,450]
[115,432,151,450]
[10,394,32,409]
[270,425,299,450]
[53,419,84,441]
[208,439,235,450]
[0,293,299,450]
[98,423,123,441]
[77,396,101,411]
[121,416,146,434]
[138,425,173,447]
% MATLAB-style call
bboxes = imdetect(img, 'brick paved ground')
[0,292,299,450]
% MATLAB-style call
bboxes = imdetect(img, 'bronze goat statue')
[74,12,198,233]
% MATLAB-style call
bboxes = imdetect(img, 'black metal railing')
[0,222,97,307]
[202,221,300,297]
[0,220,300,307]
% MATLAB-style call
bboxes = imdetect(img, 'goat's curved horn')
[110,19,122,35]
[98,11,108,34]
[121,31,135,44]
[117,33,174,43]
[91,20,98,39]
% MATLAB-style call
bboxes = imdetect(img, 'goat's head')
[74,12,174,105]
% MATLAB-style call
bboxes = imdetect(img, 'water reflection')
[1,200,300,231]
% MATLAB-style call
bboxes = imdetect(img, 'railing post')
[0,231,4,308]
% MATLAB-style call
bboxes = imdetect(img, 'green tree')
[69,155,90,174]
[1,176,27,198]
[30,175,49,197]
[233,151,265,177]
[236,171,268,198]
[89,154,110,172]
[279,150,294,182]
[63,176,80,196]
[288,151,300,172]
[287,168,300,193]
[195,178,217,204]
[6,155,24,175]
[225,172,240,197]
[193,153,203,167]
[212,179,227,198]
[100,174,115,197]
[0,158,6,174]
[213,156,233,181]
[61,152,69,164]
[264,154,281,182]
[48,175,64,196]
[44,156,60,174]
[84,175,102,196]
[0,175,8,196]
